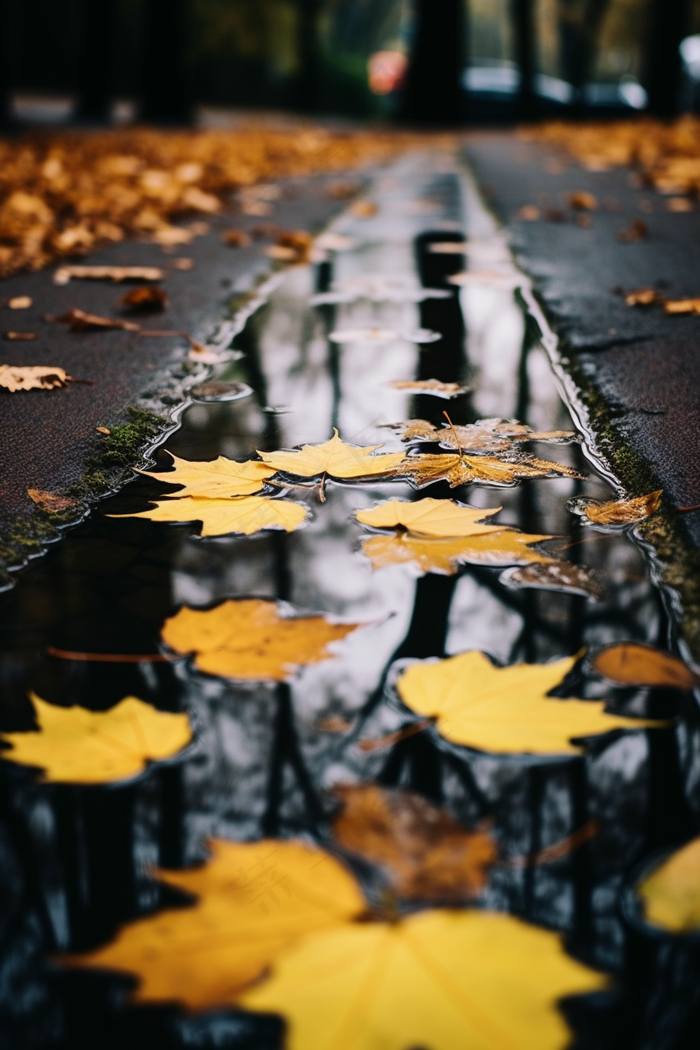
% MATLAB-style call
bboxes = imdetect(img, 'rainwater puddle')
[0,152,698,1049]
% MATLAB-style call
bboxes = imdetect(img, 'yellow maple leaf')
[161,598,363,681]
[62,839,366,1010]
[396,652,662,754]
[258,429,405,482]
[110,494,307,537]
[240,909,607,1050]
[0,693,191,783]
[361,530,555,576]
[137,452,274,497]
[637,836,700,932]
[398,452,582,488]
[355,498,505,538]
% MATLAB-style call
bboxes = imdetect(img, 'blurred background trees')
[3,0,700,125]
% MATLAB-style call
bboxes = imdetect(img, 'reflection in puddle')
[0,151,697,1048]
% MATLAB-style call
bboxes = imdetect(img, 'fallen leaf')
[8,296,32,309]
[388,379,468,398]
[617,219,648,243]
[316,716,354,733]
[161,598,363,681]
[54,265,165,285]
[517,205,541,220]
[258,430,405,486]
[396,651,663,754]
[637,836,700,932]
[356,719,434,751]
[27,488,78,513]
[329,328,398,344]
[662,298,700,315]
[137,451,274,497]
[172,257,194,270]
[240,909,607,1050]
[272,229,313,263]
[590,642,699,690]
[500,561,602,600]
[569,490,662,527]
[568,191,598,210]
[350,200,378,218]
[52,308,140,332]
[96,426,111,435]
[427,241,467,254]
[356,498,506,538]
[625,287,658,306]
[0,365,72,391]
[3,331,37,341]
[666,197,693,213]
[314,232,355,251]
[398,451,583,488]
[63,839,366,1010]
[0,693,191,783]
[222,229,252,247]
[332,784,496,902]
[111,494,307,537]
[119,286,168,312]
[361,529,555,575]
[448,270,521,289]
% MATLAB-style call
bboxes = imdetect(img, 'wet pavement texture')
[465,133,700,543]
[1,148,700,1049]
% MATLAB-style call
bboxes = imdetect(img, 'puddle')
[0,151,698,1048]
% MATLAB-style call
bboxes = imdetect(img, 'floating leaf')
[332,784,496,902]
[500,561,602,600]
[0,365,72,392]
[63,840,366,1010]
[240,909,607,1050]
[398,451,582,488]
[52,308,140,332]
[637,837,700,933]
[361,529,555,576]
[111,494,307,537]
[0,693,191,783]
[448,270,521,289]
[396,652,662,755]
[54,265,165,285]
[27,488,78,513]
[388,379,468,398]
[329,328,397,345]
[161,598,363,681]
[119,286,168,312]
[258,430,405,483]
[356,498,506,539]
[391,418,578,454]
[569,490,662,527]
[590,642,699,690]
[137,452,274,498]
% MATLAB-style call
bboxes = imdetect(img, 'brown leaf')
[0,365,72,392]
[398,451,583,488]
[172,257,194,270]
[222,229,252,248]
[54,265,165,285]
[53,308,140,332]
[500,561,602,600]
[4,331,37,341]
[388,379,468,399]
[662,298,700,316]
[119,286,168,312]
[332,784,496,902]
[625,287,658,307]
[27,488,78,513]
[590,642,699,690]
[617,219,648,243]
[569,489,662,527]
[568,191,598,210]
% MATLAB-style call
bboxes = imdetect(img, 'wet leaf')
[3,331,37,341]
[388,379,468,398]
[393,418,578,454]
[161,598,364,681]
[63,840,366,1010]
[448,270,521,289]
[27,488,78,513]
[240,909,607,1050]
[361,529,555,576]
[137,451,274,497]
[7,296,32,309]
[396,652,663,754]
[568,191,598,210]
[0,365,72,391]
[332,784,496,902]
[662,298,700,316]
[52,308,140,332]
[356,498,505,538]
[500,561,602,600]
[329,328,398,345]
[54,265,165,285]
[617,219,648,243]
[0,693,191,783]
[258,430,405,483]
[625,287,658,307]
[119,286,168,312]
[638,837,700,932]
[111,494,307,537]
[569,490,662,527]
[172,257,194,270]
[590,642,699,690]
[222,229,252,247]
[398,451,583,488]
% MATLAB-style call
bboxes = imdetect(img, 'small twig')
[47,646,174,663]
[500,820,599,869]
[553,533,614,553]
[356,718,434,752]
[442,410,464,457]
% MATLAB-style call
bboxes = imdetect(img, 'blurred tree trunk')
[141,0,192,124]
[401,0,466,124]
[76,0,114,123]
[297,0,322,111]
[512,0,536,120]
[557,0,611,112]
[644,0,691,117]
